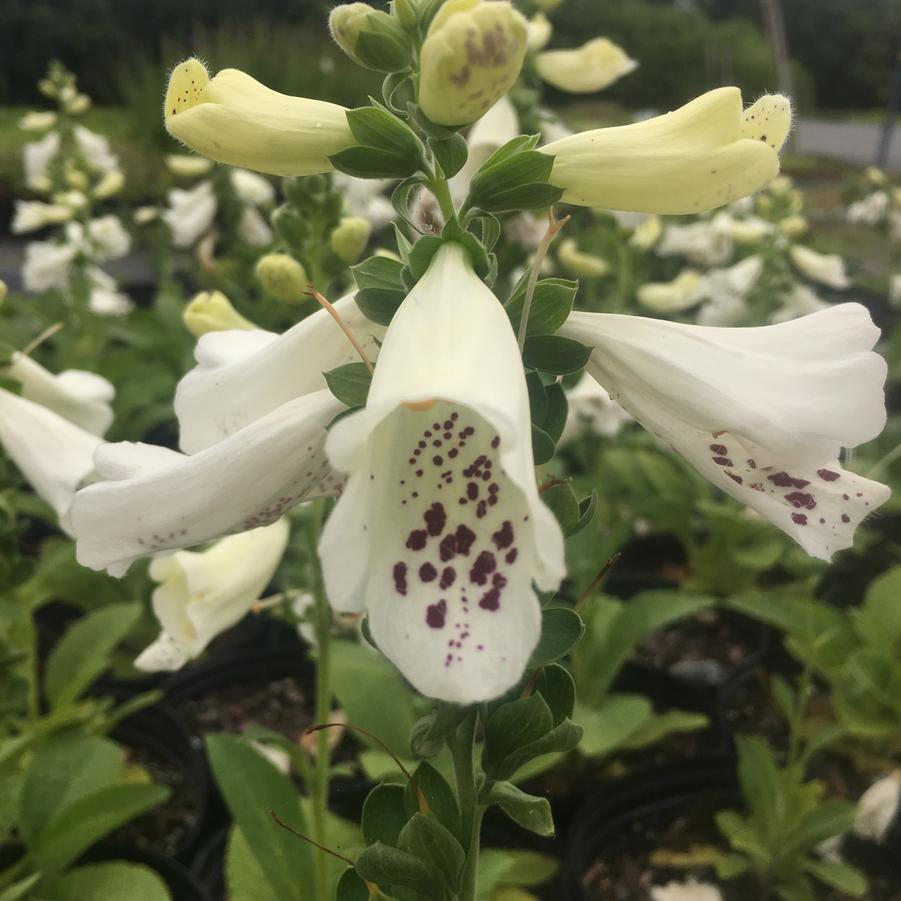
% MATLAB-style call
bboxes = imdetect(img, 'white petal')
[23,133,60,187]
[72,389,344,575]
[22,241,77,292]
[656,220,732,266]
[790,245,850,290]
[87,215,131,261]
[134,631,190,672]
[0,389,101,530]
[237,205,273,247]
[651,882,722,901]
[175,293,383,453]
[74,126,119,173]
[853,773,901,843]
[560,305,889,560]
[165,181,217,247]
[320,243,565,703]
[229,169,275,206]
[6,353,114,435]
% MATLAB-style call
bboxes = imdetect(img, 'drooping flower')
[558,303,889,559]
[789,244,850,290]
[22,240,77,292]
[164,58,355,176]
[636,269,703,313]
[535,38,637,94]
[11,201,73,233]
[542,88,792,214]
[135,519,290,671]
[165,181,218,248]
[318,243,565,703]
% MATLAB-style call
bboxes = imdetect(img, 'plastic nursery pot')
[602,534,687,600]
[559,756,740,901]
[108,700,214,864]
[190,824,228,901]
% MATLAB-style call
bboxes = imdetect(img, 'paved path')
[795,117,900,172]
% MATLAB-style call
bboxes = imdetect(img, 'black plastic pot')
[560,757,740,901]
[190,825,229,901]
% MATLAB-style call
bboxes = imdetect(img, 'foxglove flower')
[656,214,733,266]
[11,201,73,233]
[135,519,290,671]
[637,269,703,314]
[535,38,637,94]
[165,181,217,248]
[789,245,850,290]
[559,303,889,559]
[319,243,565,703]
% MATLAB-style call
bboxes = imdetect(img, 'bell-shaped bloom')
[22,240,77,292]
[656,214,733,266]
[164,58,355,177]
[559,303,889,560]
[560,374,631,444]
[418,0,529,126]
[71,389,345,576]
[0,388,102,532]
[184,290,256,337]
[637,268,703,314]
[4,352,114,435]
[11,201,73,234]
[81,216,131,261]
[237,205,273,247]
[319,243,565,703]
[789,244,850,290]
[535,38,637,94]
[135,519,290,671]
[542,88,792,214]
[165,181,217,248]
[175,293,383,453]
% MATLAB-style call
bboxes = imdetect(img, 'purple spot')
[424,503,446,536]
[406,530,427,551]
[818,469,840,481]
[492,572,508,589]
[433,455,443,466]
[454,525,477,556]
[791,513,808,525]
[709,443,728,455]
[841,513,850,523]
[769,472,810,489]
[727,472,743,485]
[467,482,479,500]
[785,491,816,510]
[505,548,518,564]
[393,562,407,595]
[491,436,500,449]
[712,456,733,467]
[439,533,457,561]
[747,458,757,469]
[476,500,488,519]
[470,551,497,585]
[426,600,447,628]
[440,567,456,589]
[492,520,515,549]
[419,562,437,582]
[479,587,501,610]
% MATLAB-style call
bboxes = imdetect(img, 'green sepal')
[355,287,406,326]
[522,335,592,375]
[430,133,468,179]
[325,362,373,409]
[409,704,470,759]
[505,277,578,337]
[348,105,425,162]
[330,146,423,180]
[529,608,585,668]
[362,783,408,847]
[484,781,555,837]
[352,255,406,291]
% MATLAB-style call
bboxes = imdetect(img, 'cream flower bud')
[629,214,662,250]
[19,111,57,131]
[724,216,773,244]
[767,174,793,195]
[557,238,610,277]
[864,166,887,187]
[778,214,807,237]
[527,12,552,51]
[165,153,214,178]
[165,58,356,177]
[184,291,255,337]
[790,245,850,289]
[134,206,161,225]
[0,280,6,304]
[53,190,88,210]
[255,253,309,303]
[65,167,89,190]
[330,216,371,264]
[542,88,792,214]
[418,0,529,126]
[11,201,74,234]
[93,169,125,199]
[67,93,91,114]
[536,38,637,94]
[637,269,703,312]
[329,3,412,71]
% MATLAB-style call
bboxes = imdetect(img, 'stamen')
[21,321,64,357]
[517,209,571,352]
[305,286,375,374]
[574,552,622,612]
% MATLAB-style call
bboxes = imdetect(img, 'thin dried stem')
[305,286,375,374]
[517,209,570,352]
[21,321,64,357]
[574,552,622,612]
[268,809,355,866]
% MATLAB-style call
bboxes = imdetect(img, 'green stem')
[305,504,332,901]
[451,710,481,901]
[430,175,458,226]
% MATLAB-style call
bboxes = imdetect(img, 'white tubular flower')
[11,201,73,234]
[23,132,61,188]
[237,206,273,247]
[4,353,113,435]
[165,58,355,177]
[636,269,703,313]
[165,181,217,248]
[22,240,77,292]
[722,215,773,244]
[535,38,637,94]
[559,303,889,560]
[770,283,829,324]
[175,293,382,452]
[656,217,732,266]
[19,111,57,131]
[73,126,119,174]
[0,389,101,532]
[135,519,290,671]
[319,243,565,703]
[542,88,791,214]
[71,389,345,576]
[89,284,134,317]
[527,12,552,51]
[86,215,131,261]
[852,772,901,843]
[790,245,850,290]
[651,882,722,901]
[560,374,631,444]
[230,168,275,207]
[847,191,889,226]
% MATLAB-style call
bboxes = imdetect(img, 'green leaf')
[430,134,468,179]
[802,859,867,897]
[542,383,568,443]
[44,603,140,708]
[19,732,122,843]
[0,875,42,901]
[206,734,311,901]
[483,695,553,779]
[362,784,408,847]
[574,695,651,758]
[336,869,370,901]
[486,782,555,837]
[347,107,423,160]
[531,424,556,466]
[325,363,373,409]
[714,852,751,880]
[405,762,461,841]
[46,862,171,901]
[330,146,421,180]
[505,277,578,337]
[533,664,576,724]
[530,607,584,667]
[854,563,901,655]
[398,813,465,894]
[784,800,858,856]
[352,255,405,291]
[474,183,563,213]
[410,704,470,759]
[522,336,592,375]
[478,849,558,897]
[620,709,709,749]
[355,287,406,326]
[354,841,445,898]
[226,825,281,901]
[505,719,582,780]
[405,235,445,280]
[30,783,168,875]
[541,482,583,536]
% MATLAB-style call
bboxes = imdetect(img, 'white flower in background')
[19,111,57,131]
[720,214,773,244]
[789,245,850,289]
[22,240,77,292]
[53,190,88,211]
[651,881,722,901]
[93,168,125,200]
[237,205,273,247]
[535,38,637,94]
[319,243,565,703]
[847,191,890,226]
[852,772,901,843]
[86,268,134,317]
[560,374,632,444]
[134,519,290,671]
[727,195,754,216]
[527,12,552,50]
[165,181,217,248]
[165,153,215,178]
[629,214,662,250]
[770,283,829,324]
[82,215,131,261]
[694,255,763,326]
[637,269,703,314]
[134,206,161,225]
[778,214,807,238]
[11,201,73,233]
[557,238,610,278]
[23,132,60,189]
[230,168,275,207]
[333,173,396,230]
[559,303,889,560]
[72,295,383,575]
[72,125,119,174]
[291,592,318,647]
[504,212,547,251]
[656,216,733,266]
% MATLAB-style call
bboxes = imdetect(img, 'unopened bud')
[184,291,255,337]
[255,253,309,303]
[778,214,807,237]
[65,167,89,190]
[330,217,371,264]
[94,169,125,199]
[558,238,610,278]
[67,93,91,114]
[329,3,413,71]
[19,111,57,131]
[165,154,214,178]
